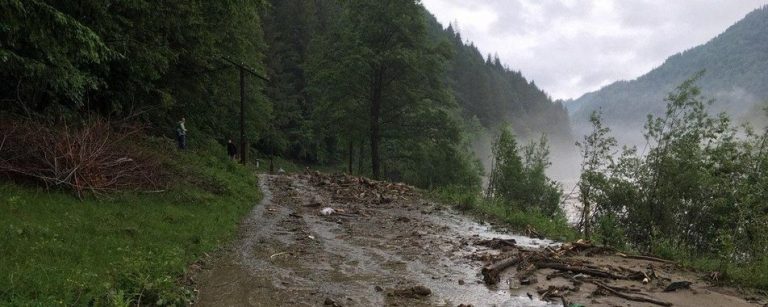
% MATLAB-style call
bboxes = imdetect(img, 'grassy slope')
[0,137,260,306]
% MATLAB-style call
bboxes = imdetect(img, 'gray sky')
[422,0,768,100]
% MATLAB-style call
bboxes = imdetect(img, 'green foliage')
[300,0,481,187]
[258,0,568,188]
[576,111,617,238]
[430,186,577,241]
[0,137,261,305]
[0,0,110,108]
[577,74,768,288]
[1,0,268,144]
[487,128,563,217]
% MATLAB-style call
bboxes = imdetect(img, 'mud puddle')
[195,173,761,307]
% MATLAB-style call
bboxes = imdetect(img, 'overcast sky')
[422,0,768,100]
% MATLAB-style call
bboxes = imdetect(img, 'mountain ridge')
[568,5,768,142]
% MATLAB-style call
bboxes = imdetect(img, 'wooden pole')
[218,56,268,166]
[240,67,246,164]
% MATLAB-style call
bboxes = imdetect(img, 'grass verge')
[652,241,768,290]
[0,136,261,306]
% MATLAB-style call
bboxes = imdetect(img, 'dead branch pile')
[0,119,166,197]
[478,239,677,306]
[304,171,417,205]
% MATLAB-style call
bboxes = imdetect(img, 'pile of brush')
[0,119,166,198]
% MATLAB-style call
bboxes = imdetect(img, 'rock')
[391,285,432,298]
[374,285,383,292]
[458,279,465,285]
[664,281,692,292]
[411,285,432,296]
[324,298,341,306]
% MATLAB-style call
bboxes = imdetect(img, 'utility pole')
[240,67,246,164]
[220,56,269,165]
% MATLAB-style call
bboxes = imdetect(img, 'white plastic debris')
[320,207,336,215]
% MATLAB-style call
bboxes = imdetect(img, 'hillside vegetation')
[0,0,573,304]
[0,137,261,305]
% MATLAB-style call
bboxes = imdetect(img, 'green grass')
[682,257,768,290]
[429,186,579,242]
[0,137,261,306]
[652,240,768,290]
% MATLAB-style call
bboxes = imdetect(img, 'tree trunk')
[582,199,591,239]
[358,139,364,175]
[369,71,383,180]
[347,139,354,174]
[481,255,522,285]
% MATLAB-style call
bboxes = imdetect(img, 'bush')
[486,129,562,217]
[0,119,165,197]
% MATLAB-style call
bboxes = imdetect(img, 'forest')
[1,0,569,190]
[1,0,767,306]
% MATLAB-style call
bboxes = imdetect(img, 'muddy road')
[195,173,761,307]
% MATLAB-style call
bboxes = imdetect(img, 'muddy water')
[195,174,561,306]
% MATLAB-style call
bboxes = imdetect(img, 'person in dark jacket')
[227,139,238,160]
[176,117,187,150]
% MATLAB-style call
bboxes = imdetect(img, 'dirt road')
[195,173,761,307]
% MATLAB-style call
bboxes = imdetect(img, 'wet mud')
[195,173,762,307]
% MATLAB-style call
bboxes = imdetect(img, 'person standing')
[176,117,187,150]
[227,139,238,160]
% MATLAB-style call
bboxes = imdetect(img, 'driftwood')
[592,281,673,306]
[616,252,675,264]
[590,281,643,293]
[536,262,628,280]
[482,256,522,285]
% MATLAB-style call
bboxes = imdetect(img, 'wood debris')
[477,239,679,306]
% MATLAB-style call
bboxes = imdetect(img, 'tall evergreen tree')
[310,0,453,179]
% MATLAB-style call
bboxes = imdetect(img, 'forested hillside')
[568,5,768,143]
[0,0,270,138]
[1,0,570,190]
[4,2,768,305]
[260,0,571,184]
[437,21,571,142]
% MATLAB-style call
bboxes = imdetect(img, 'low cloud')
[423,0,767,99]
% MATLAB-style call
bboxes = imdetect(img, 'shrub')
[0,119,165,197]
